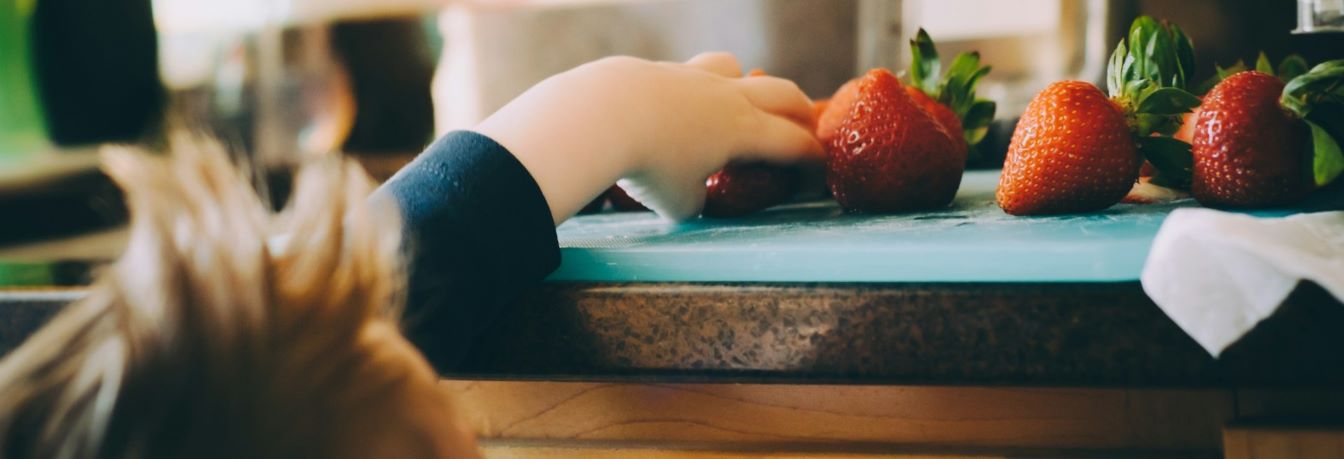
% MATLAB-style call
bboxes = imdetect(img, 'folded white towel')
[1141,208,1344,357]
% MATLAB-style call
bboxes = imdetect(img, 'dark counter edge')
[466,280,1343,388]
[3,281,1342,388]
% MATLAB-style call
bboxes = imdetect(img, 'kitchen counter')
[4,276,1342,458]
[469,281,1344,386]
[4,173,1343,456]
[3,170,1343,386]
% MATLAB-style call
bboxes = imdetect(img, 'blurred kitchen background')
[1,0,1343,251]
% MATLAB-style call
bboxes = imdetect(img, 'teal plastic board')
[549,171,1332,283]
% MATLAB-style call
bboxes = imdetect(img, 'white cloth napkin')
[1141,208,1344,357]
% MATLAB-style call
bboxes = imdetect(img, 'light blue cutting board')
[549,170,1330,283]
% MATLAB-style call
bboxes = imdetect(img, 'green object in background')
[0,0,48,157]
[0,262,55,287]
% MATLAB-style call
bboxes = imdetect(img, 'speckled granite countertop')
[10,280,1336,387]
[455,281,1344,387]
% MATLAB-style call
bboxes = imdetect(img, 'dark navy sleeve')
[371,130,560,373]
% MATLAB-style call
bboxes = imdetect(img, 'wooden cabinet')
[445,381,1239,457]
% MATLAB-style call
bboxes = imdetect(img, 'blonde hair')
[0,135,471,458]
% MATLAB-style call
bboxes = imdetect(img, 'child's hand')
[475,52,822,222]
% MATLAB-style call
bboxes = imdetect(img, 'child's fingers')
[734,111,825,164]
[657,180,707,222]
[736,76,815,127]
[617,177,705,222]
[683,52,743,78]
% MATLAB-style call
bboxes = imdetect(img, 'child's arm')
[476,52,821,222]
[375,53,819,371]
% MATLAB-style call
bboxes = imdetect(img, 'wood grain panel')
[482,443,988,459]
[1225,425,1344,459]
[442,381,1233,451]
[479,441,1209,459]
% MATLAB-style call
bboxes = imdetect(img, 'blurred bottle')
[858,0,1118,119]
[155,0,353,167]
[0,0,47,158]
[155,0,439,167]
[856,0,1122,167]
[429,0,858,133]
[1296,0,1344,33]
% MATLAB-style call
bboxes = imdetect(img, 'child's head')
[0,136,479,458]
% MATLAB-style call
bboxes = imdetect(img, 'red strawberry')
[1191,71,1312,207]
[680,69,805,218]
[604,70,809,218]
[997,81,1141,215]
[816,78,860,146]
[703,162,800,218]
[1150,53,1317,189]
[998,17,1200,215]
[826,68,963,212]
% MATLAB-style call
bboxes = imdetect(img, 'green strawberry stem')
[1281,60,1344,186]
[1252,52,1311,80]
[908,29,941,96]
[1137,137,1193,188]
[1277,55,1311,81]
[1193,53,1309,95]
[907,28,996,162]
[1255,52,1275,75]
[1107,16,1200,187]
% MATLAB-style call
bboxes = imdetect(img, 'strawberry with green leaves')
[822,30,994,213]
[1191,61,1344,207]
[906,28,997,165]
[997,16,1200,215]
[1191,52,1310,96]
[826,68,963,212]
[1169,53,1309,146]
